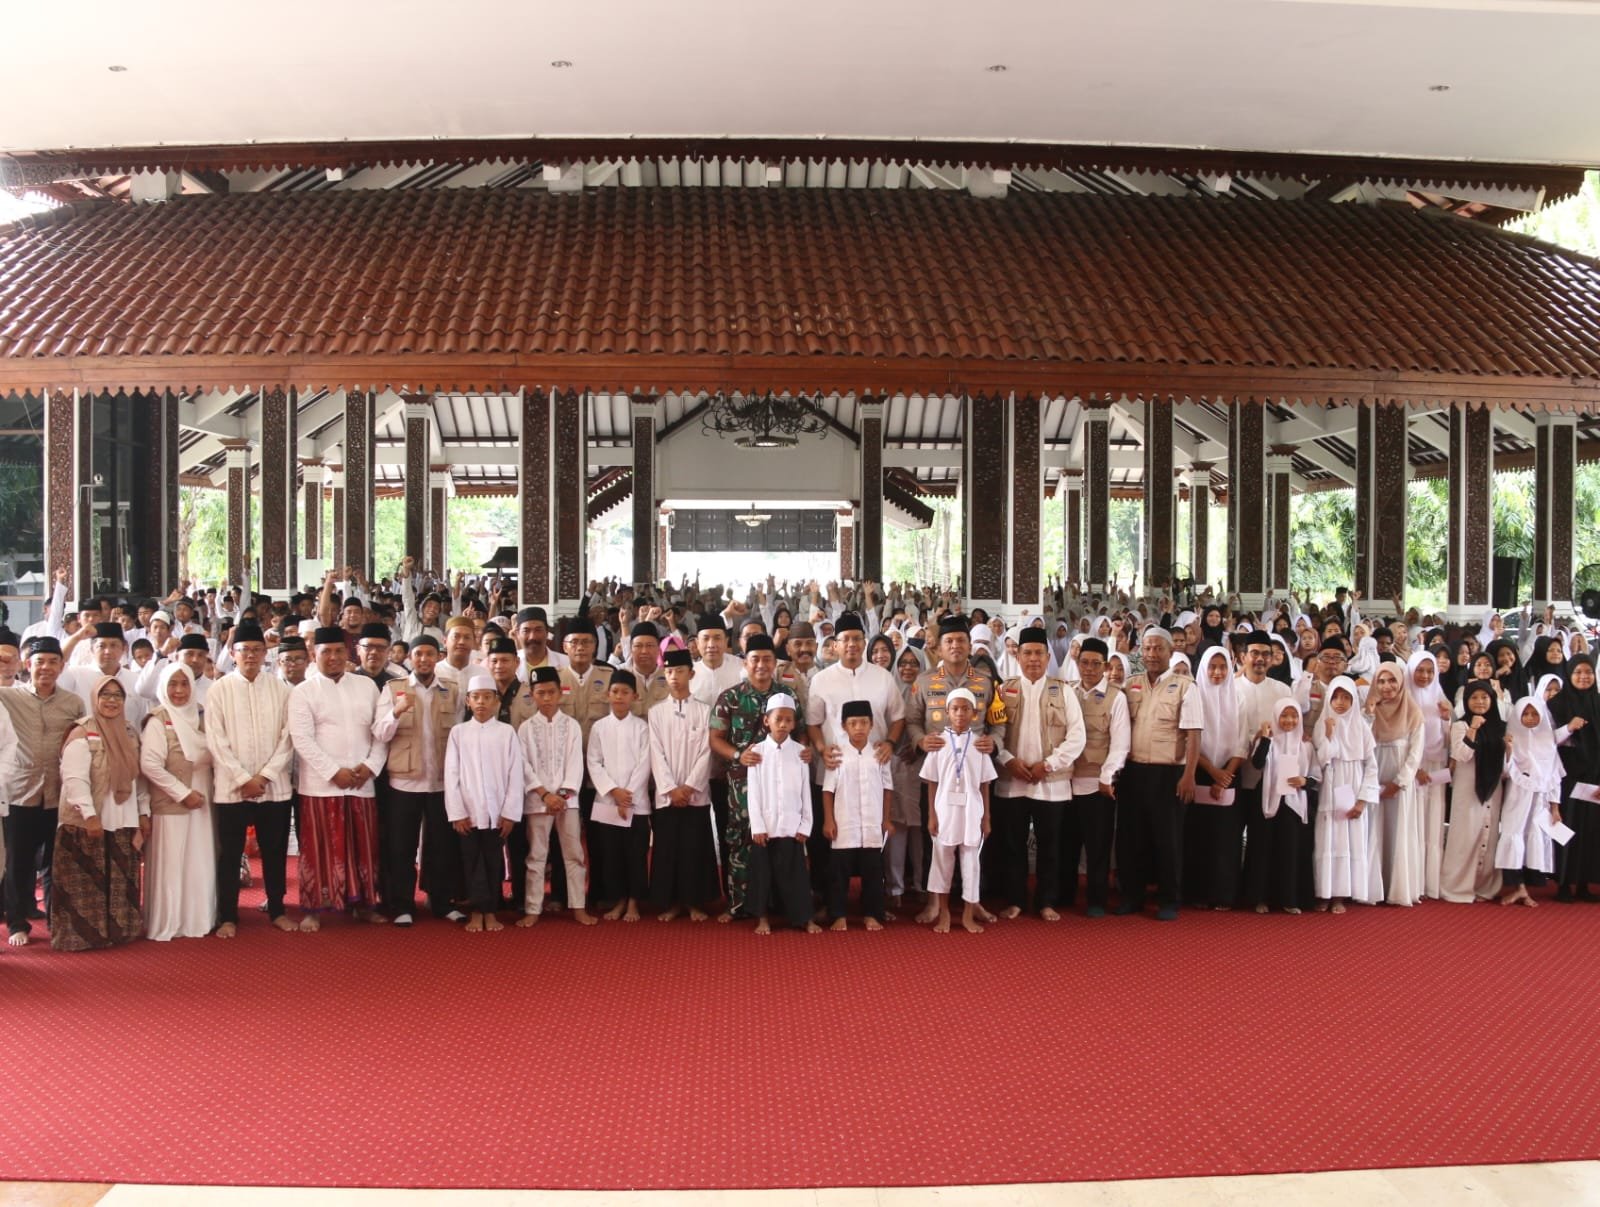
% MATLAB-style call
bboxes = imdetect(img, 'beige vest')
[383,678,459,779]
[1073,681,1122,779]
[143,707,200,816]
[559,664,614,743]
[997,675,1075,787]
[1126,673,1191,766]
[58,725,138,829]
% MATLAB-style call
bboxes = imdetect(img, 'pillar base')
[1534,599,1575,619]
[1235,592,1268,613]
[964,599,1005,623]
[1445,603,1493,624]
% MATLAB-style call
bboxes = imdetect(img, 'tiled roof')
[2,187,1600,385]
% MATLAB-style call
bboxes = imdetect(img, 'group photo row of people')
[1,561,1597,950]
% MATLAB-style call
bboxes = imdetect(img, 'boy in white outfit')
[517,666,594,926]
[920,688,996,933]
[746,693,821,935]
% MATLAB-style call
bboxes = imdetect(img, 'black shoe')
[1112,903,1140,916]
[26,906,44,920]
[1156,906,1179,922]
[1556,887,1575,903]
[1086,905,1106,919]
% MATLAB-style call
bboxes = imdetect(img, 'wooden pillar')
[859,397,884,584]
[553,389,586,610]
[518,388,553,608]
[342,388,375,580]
[1356,401,1408,604]
[301,458,324,563]
[1061,469,1083,584]
[1266,447,1295,598]
[962,393,1007,611]
[402,395,432,563]
[44,388,94,599]
[1008,394,1041,610]
[429,464,451,576]
[258,386,298,596]
[330,468,346,573]
[1188,462,1212,589]
[1533,411,1577,610]
[1447,405,1495,621]
[1142,397,1174,593]
[222,439,253,590]
[1229,400,1267,608]
[1083,404,1111,587]
[657,509,671,583]
[134,389,181,595]
[837,509,855,581]
[631,396,658,587]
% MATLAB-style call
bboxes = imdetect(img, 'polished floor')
[4,1164,1600,1207]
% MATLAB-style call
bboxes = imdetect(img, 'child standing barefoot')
[1311,677,1379,915]
[444,673,524,933]
[1498,695,1563,907]
[746,693,821,935]
[920,689,995,933]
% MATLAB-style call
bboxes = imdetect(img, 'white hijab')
[1347,636,1379,680]
[1507,693,1561,797]
[1405,649,1449,766]
[156,662,206,763]
[1263,699,1309,821]
[1320,676,1375,764]
[1193,646,1241,769]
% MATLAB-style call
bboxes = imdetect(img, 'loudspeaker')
[1492,556,1522,610]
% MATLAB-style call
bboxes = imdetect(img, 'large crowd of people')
[2,559,1597,951]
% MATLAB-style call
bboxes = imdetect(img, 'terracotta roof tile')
[2,187,1600,381]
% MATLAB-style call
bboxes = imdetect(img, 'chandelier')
[700,391,831,449]
[734,503,772,528]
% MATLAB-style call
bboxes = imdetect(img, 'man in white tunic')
[287,627,388,930]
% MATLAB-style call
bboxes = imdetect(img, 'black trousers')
[749,836,811,928]
[459,827,504,914]
[504,800,530,907]
[1241,789,1306,910]
[1115,762,1186,911]
[214,798,293,923]
[710,778,730,894]
[1183,793,1244,908]
[590,814,650,904]
[995,793,1063,910]
[1064,791,1117,909]
[826,846,886,920]
[3,805,55,935]
[419,790,464,916]
[649,806,719,910]
[806,781,831,898]
[378,787,432,918]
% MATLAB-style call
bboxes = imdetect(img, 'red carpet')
[2,881,1598,1190]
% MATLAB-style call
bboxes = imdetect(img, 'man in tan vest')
[372,634,460,925]
[992,626,1086,920]
[1115,627,1202,921]
[1067,637,1129,918]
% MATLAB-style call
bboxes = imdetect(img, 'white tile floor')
[3,1161,1584,1207]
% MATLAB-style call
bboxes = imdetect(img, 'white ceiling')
[6,0,1600,164]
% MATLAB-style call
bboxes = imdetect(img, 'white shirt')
[444,717,524,828]
[372,673,454,794]
[690,656,744,707]
[995,673,1086,802]
[287,672,387,798]
[588,711,652,824]
[205,668,295,803]
[58,666,147,730]
[1235,674,1294,790]
[919,732,996,847]
[518,709,584,812]
[1071,679,1131,796]
[805,659,907,784]
[747,735,812,840]
[822,742,892,849]
[648,693,712,808]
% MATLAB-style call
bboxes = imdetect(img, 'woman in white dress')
[141,663,217,940]
[1441,680,1506,903]
[1368,662,1424,906]
[1312,676,1381,912]
[1406,650,1452,898]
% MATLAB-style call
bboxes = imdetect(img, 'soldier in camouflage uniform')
[905,616,1000,921]
[710,634,812,920]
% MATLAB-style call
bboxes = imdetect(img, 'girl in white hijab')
[1497,693,1563,907]
[141,663,216,941]
[1312,676,1381,911]
[1246,699,1311,914]
[1347,636,1380,682]
[1107,651,1132,688]
[1187,646,1248,909]
[1406,649,1452,899]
